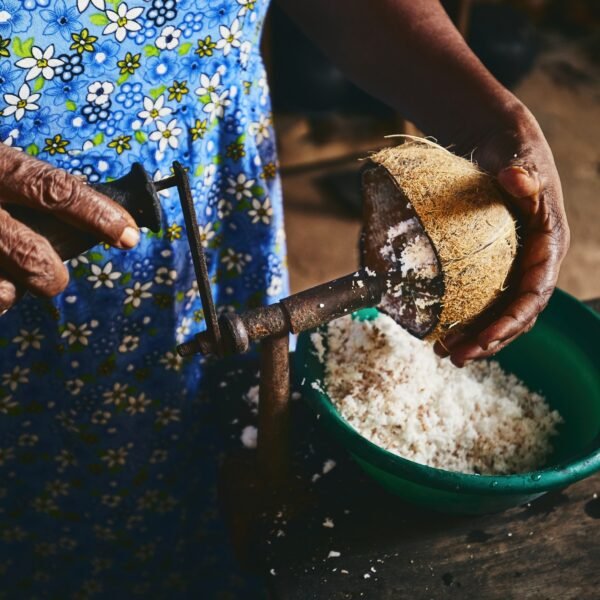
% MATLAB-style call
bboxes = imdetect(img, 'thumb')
[0,146,139,250]
[497,165,540,199]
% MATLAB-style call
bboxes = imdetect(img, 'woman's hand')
[434,105,570,366]
[0,144,140,313]
[277,0,570,365]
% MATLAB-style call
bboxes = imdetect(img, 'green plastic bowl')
[296,289,600,514]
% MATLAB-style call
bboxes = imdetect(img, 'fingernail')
[508,165,529,176]
[484,340,501,351]
[499,166,539,198]
[451,357,465,368]
[433,342,449,358]
[119,226,140,249]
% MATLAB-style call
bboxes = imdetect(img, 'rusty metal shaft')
[177,269,386,358]
[257,334,290,483]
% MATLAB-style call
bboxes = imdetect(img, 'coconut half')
[362,139,518,340]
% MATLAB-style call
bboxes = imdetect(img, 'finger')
[6,205,108,262]
[434,274,528,362]
[464,121,569,362]
[496,165,547,223]
[433,299,509,358]
[449,316,538,366]
[476,228,561,350]
[0,207,69,297]
[434,329,469,357]
[477,290,548,351]
[433,339,450,358]
[0,276,22,314]
[497,165,540,200]
[442,192,564,358]
[479,157,567,350]
[0,148,139,249]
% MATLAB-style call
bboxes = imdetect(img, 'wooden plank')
[266,465,600,599]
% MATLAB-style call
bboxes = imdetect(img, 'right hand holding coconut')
[277,0,571,366]
[0,144,140,313]
[434,107,570,366]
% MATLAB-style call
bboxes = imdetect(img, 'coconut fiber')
[362,139,518,339]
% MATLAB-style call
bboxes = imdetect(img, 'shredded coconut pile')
[317,314,562,475]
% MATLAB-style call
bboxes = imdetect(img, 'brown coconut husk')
[362,138,518,340]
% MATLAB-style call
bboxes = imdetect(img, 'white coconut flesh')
[362,165,444,338]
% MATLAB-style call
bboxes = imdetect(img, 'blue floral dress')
[0,1,285,597]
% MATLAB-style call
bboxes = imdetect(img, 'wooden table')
[207,299,600,600]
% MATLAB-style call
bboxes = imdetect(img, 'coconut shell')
[362,139,518,339]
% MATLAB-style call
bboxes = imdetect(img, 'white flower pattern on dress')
[86,81,115,105]
[156,26,181,50]
[149,118,182,152]
[196,72,221,96]
[61,322,93,346]
[2,366,30,391]
[103,382,129,406]
[216,19,242,56]
[3,83,40,121]
[15,45,63,81]
[203,90,230,120]
[87,262,122,289]
[12,328,44,353]
[226,172,255,200]
[0,1,287,596]
[104,3,144,42]
[221,248,251,274]
[124,281,153,308]
[77,0,105,11]
[248,197,273,224]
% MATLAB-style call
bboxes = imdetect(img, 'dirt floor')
[276,33,600,301]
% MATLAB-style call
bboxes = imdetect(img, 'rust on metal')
[257,333,290,483]
[176,268,388,357]
[241,304,289,340]
[218,313,250,355]
[281,269,385,334]
[176,332,214,357]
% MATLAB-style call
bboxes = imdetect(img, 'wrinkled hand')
[434,105,570,366]
[0,144,139,313]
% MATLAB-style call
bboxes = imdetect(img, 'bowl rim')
[295,288,600,495]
